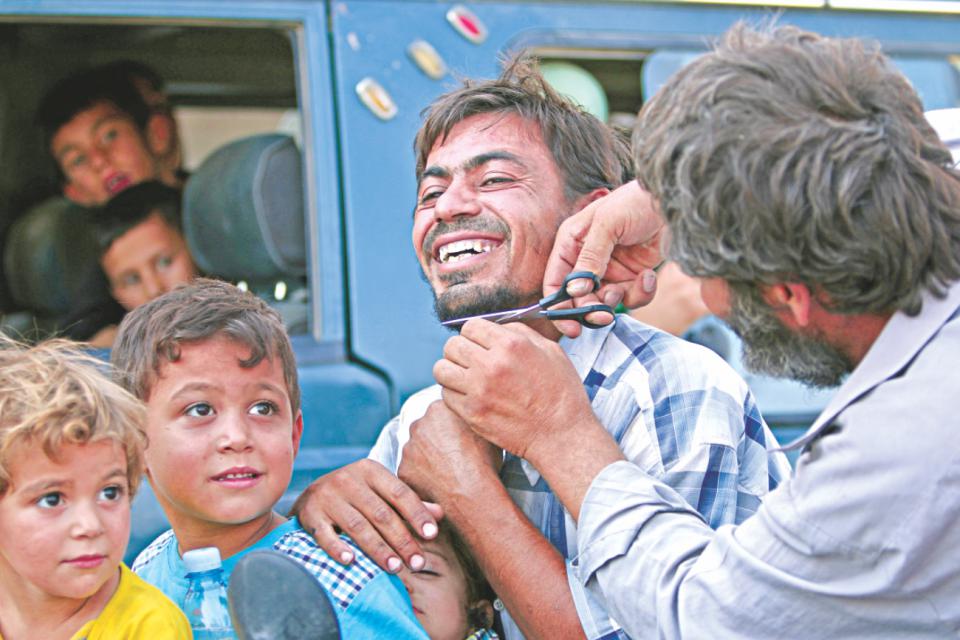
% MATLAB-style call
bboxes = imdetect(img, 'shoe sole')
[229,550,342,640]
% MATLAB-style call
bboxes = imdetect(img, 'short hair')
[634,23,960,316]
[96,60,171,115]
[0,337,146,497]
[35,65,152,170]
[94,181,183,258]
[414,56,626,202]
[111,279,301,413]
[436,523,497,631]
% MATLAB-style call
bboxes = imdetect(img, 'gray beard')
[725,283,852,388]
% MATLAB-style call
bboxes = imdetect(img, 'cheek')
[412,216,432,263]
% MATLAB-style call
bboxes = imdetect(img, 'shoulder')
[85,565,190,639]
[131,529,177,574]
[273,526,381,610]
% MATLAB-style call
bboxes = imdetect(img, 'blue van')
[0,0,957,560]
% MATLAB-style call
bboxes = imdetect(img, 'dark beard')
[725,283,852,388]
[433,282,536,328]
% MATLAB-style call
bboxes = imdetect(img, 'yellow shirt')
[71,564,191,639]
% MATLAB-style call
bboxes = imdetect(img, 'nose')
[70,500,106,539]
[433,176,481,223]
[217,412,254,453]
[397,568,414,594]
[87,145,109,171]
[141,270,164,301]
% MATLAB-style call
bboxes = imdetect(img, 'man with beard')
[430,26,960,637]
[292,58,790,640]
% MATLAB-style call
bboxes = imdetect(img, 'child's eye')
[185,402,214,417]
[100,127,119,145]
[66,153,87,172]
[417,570,441,577]
[155,254,174,270]
[249,401,279,417]
[36,492,63,509]
[99,484,126,502]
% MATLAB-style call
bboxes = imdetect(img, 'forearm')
[442,472,587,640]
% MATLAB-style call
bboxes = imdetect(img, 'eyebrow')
[168,381,218,401]
[19,467,127,496]
[54,112,131,163]
[421,150,528,182]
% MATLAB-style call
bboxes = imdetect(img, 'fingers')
[295,460,439,572]
[544,207,594,298]
[442,333,488,368]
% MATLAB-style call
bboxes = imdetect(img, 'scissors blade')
[440,303,541,328]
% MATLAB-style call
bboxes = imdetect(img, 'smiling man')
[295,58,790,639]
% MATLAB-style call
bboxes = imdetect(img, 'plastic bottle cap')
[183,547,222,573]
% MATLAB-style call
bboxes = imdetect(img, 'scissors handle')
[543,304,615,328]
[538,270,601,308]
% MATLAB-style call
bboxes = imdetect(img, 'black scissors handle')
[538,271,614,328]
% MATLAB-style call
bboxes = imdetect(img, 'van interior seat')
[182,133,308,334]
[2,196,120,341]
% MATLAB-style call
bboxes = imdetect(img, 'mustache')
[422,218,510,258]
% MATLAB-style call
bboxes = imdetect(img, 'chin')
[434,283,533,322]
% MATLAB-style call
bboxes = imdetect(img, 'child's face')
[0,440,130,600]
[143,336,302,533]
[51,101,166,207]
[398,538,473,640]
[101,212,198,311]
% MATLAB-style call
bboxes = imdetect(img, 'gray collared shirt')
[575,281,960,639]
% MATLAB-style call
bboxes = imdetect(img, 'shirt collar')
[782,281,960,451]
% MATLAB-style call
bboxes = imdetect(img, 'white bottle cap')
[183,547,222,573]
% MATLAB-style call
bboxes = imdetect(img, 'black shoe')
[229,550,341,640]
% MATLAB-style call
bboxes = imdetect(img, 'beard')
[724,283,852,388]
[432,280,537,327]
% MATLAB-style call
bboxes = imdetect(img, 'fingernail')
[422,522,438,538]
[387,557,402,573]
[340,550,354,564]
[642,270,657,293]
[567,279,590,295]
[603,290,622,307]
[410,554,425,571]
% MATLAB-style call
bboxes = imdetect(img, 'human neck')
[0,562,119,640]
[819,310,893,367]
[172,510,287,561]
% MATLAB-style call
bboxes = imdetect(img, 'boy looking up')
[36,66,180,207]
[113,279,428,639]
[0,337,189,639]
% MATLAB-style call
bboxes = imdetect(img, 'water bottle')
[183,547,235,639]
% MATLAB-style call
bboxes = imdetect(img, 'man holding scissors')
[294,57,790,639]
[431,26,960,637]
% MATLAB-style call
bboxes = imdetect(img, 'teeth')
[221,473,256,480]
[437,239,497,263]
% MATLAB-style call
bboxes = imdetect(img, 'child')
[0,337,189,639]
[113,279,429,639]
[35,65,180,208]
[398,524,500,640]
[89,181,198,347]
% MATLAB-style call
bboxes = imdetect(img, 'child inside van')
[0,337,189,639]
[113,279,428,639]
[398,523,500,640]
[35,65,181,208]
[89,181,199,347]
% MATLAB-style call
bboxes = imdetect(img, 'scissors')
[441,270,615,329]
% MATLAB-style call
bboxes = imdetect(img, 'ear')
[145,113,174,158]
[291,410,304,457]
[759,282,813,328]
[571,187,610,213]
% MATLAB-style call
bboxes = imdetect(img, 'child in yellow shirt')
[0,338,189,640]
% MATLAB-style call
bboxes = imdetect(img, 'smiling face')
[51,101,171,207]
[0,440,129,602]
[142,336,302,535]
[413,112,575,323]
[101,212,198,311]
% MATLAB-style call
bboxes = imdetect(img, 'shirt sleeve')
[366,415,401,472]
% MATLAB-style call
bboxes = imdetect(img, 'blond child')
[398,523,500,640]
[114,279,428,639]
[0,338,189,640]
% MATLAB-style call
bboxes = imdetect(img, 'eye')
[249,401,279,417]
[418,186,444,206]
[417,570,441,578]
[37,492,63,509]
[481,175,513,187]
[155,254,174,270]
[65,153,88,172]
[99,484,126,502]
[99,126,119,145]
[118,272,142,289]
[185,402,215,418]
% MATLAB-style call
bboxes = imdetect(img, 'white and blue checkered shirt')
[369,315,791,640]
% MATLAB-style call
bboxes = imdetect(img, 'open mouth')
[104,173,131,195]
[212,469,262,484]
[435,238,500,264]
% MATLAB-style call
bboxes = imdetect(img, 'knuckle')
[371,505,396,526]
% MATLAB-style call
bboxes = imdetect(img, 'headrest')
[3,197,113,317]
[183,134,306,281]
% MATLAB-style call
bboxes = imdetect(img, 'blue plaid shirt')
[369,315,790,640]
[133,518,428,639]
